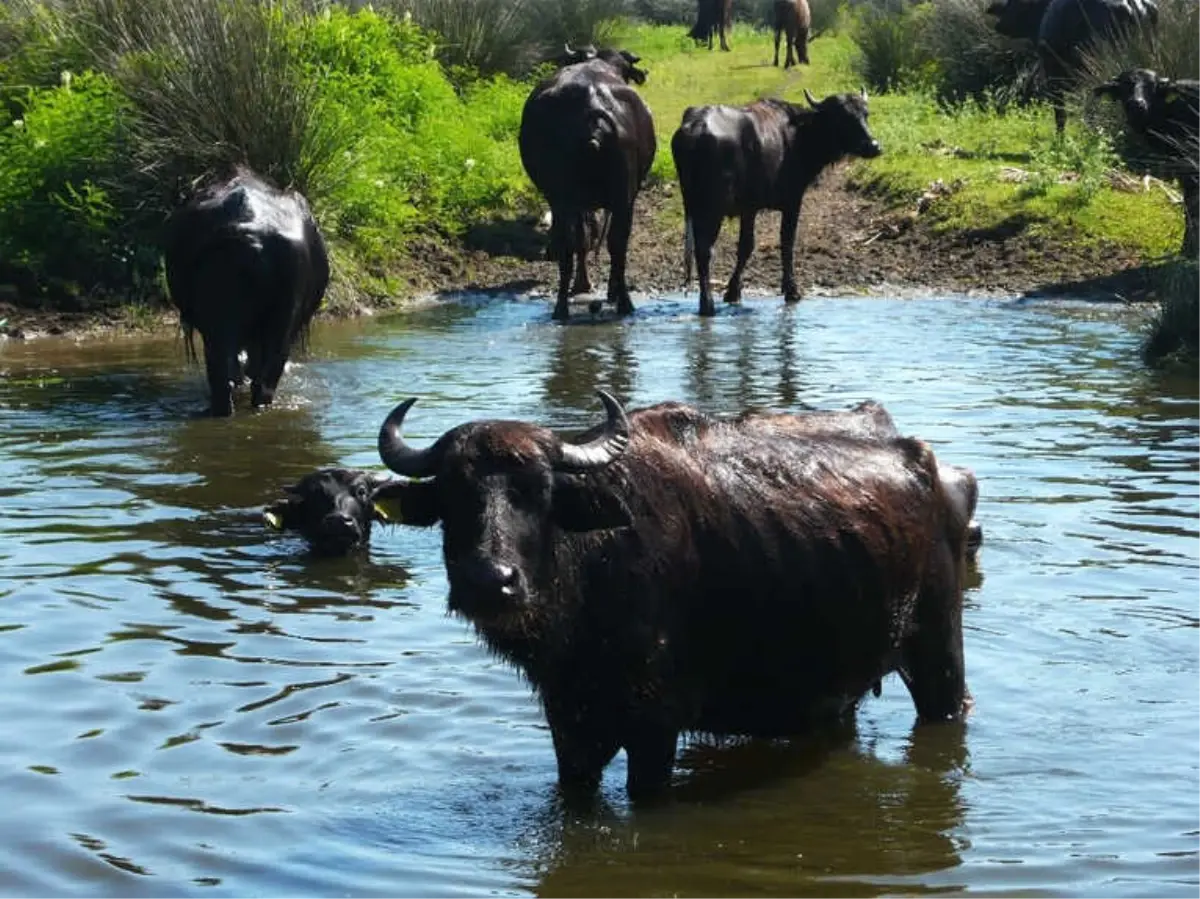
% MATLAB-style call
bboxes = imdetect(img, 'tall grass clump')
[849,0,935,93]
[396,0,628,76]
[1142,260,1198,368]
[919,0,1038,106]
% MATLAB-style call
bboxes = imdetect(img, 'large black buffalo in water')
[671,90,882,316]
[164,167,330,416]
[372,394,972,801]
[519,46,656,320]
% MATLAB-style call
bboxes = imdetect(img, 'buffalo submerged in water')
[164,167,330,416]
[370,393,973,801]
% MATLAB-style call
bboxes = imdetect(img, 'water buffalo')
[986,0,1158,133]
[672,89,882,316]
[736,400,983,560]
[264,468,391,556]
[371,393,971,801]
[1094,69,1198,256]
[690,0,733,50]
[519,46,656,320]
[164,167,330,416]
[773,0,812,68]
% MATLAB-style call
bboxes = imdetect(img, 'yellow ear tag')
[374,498,402,522]
[263,510,284,531]
[1164,89,1180,104]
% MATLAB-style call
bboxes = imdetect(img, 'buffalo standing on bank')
[372,393,971,801]
[519,47,657,320]
[986,0,1159,133]
[164,168,330,416]
[690,0,734,50]
[1094,68,1198,256]
[773,0,812,68]
[671,89,882,316]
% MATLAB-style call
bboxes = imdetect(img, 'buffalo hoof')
[615,298,635,316]
[698,299,717,317]
[783,288,802,304]
[723,287,741,304]
[552,302,570,321]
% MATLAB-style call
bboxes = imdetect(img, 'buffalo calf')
[164,167,330,416]
[672,89,881,316]
[372,393,971,801]
[264,468,392,556]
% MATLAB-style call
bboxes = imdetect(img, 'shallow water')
[0,294,1196,897]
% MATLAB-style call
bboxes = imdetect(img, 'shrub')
[1143,260,1198,369]
[0,72,154,295]
[919,0,1038,107]
[392,0,628,77]
[850,0,936,93]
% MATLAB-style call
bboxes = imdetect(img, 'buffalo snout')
[860,138,883,158]
[450,556,527,616]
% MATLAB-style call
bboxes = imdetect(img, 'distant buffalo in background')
[690,0,733,50]
[773,0,812,67]
[164,167,329,416]
[986,0,1159,133]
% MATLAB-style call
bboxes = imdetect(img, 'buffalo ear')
[263,493,299,531]
[551,476,632,533]
[372,480,442,527]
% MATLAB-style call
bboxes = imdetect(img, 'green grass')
[612,24,1183,258]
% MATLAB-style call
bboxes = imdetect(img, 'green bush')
[850,0,935,93]
[0,71,155,295]
[919,0,1038,107]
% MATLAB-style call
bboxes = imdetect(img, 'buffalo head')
[373,392,632,625]
[264,468,392,556]
[797,88,882,159]
[1094,67,1172,130]
[558,43,649,84]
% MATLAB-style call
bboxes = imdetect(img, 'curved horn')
[804,88,819,108]
[556,390,631,473]
[565,42,573,54]
[860,84,868,100]
[378,398,438,479]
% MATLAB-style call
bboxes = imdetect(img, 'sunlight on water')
[0,294,1196,897]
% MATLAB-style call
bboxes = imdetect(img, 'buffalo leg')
[607,205,636,316]
[571,213,592,296]
[900,540,970,722]
[624,725,679,802]
[694,215,723,317]
[773,26,782,66]
[552,209,573,320]
[546,710,620,800]
[719,21,730,51]
[779,204,803,303]
[724,212,756,304]
[797,25,809,64]
[202,337,237,417]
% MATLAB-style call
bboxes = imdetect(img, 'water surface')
[0,294,1196,897]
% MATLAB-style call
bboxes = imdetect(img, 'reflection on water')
[0,295,1196,897]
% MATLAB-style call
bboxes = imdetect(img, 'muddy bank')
[0,168,1161,341]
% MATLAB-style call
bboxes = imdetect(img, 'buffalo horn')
[860,85,868,101]
[804,88,819,108]
[556,390,630,473]
[378,398,438,479]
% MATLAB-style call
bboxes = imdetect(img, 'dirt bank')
[0,167,1161,341]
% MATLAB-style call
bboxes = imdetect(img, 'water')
[0,294,1196,897]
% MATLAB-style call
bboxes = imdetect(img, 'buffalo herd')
[149,4,1191,802]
